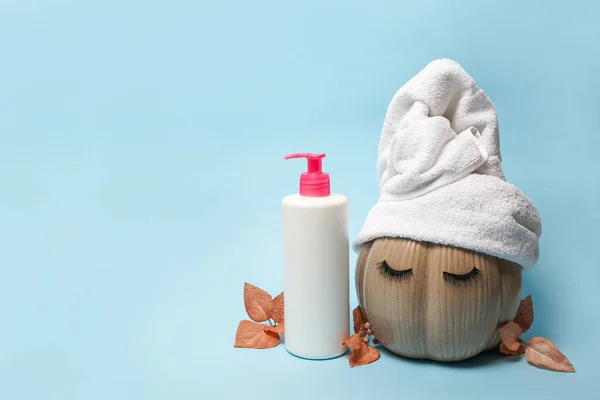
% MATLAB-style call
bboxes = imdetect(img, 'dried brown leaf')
[343,333,380,367]
[343,333,364,351]
[271,292,284,323]
[349,344,380,367]
[525,337,575,372]
[264,321,285,335]
[352,306,367,335]
[243,283,272,322]
[498,322,523,351]
[500,342,525,356]
[514,295,534,333]
[234,320,280,349]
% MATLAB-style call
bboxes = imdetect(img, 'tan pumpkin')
[356,237,522,362]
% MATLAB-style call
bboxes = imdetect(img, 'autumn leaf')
[271,292,284,324]
[498,322,523,351]
[500,342,525,356]
[525,337,575,372]
[264,321,285,335]
[234,320,280,349]
[344,334,379,367]
[343,332,380,367]
[352,306,367,336]
[343,333,364,351]
[514,295,534,333]
[349,344,380,367]
[243,283,273,322]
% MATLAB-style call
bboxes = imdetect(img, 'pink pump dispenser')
[284,153,330,197]
[281,152,349,360]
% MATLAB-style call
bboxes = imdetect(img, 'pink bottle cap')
[284,153,331,197]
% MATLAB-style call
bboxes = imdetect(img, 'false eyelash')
[443,267,480,287]
[376,260,413,282]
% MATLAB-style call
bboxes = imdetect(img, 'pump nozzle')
[284,153,330,197]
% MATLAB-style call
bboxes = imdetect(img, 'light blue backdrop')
[1,1,598,399]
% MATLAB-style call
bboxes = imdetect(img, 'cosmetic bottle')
[282,153,349,359]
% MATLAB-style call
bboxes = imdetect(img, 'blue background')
[1,1,598,399]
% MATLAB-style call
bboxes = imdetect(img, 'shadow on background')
[377,344,524,369]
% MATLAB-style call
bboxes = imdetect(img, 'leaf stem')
[268,318,275,327]
[518,338,529,347]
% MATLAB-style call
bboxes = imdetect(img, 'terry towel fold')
[354,59,542,269]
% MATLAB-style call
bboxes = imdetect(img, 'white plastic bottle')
[282,153,349,360]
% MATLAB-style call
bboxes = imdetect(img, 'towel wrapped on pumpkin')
[353,59,541,269]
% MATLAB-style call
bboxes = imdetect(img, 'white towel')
[353,59,542,269]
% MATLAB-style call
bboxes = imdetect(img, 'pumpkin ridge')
[422,240,432,359]
[497,256,505,347]
[361,243,375,316]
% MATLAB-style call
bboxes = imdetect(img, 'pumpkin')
[356,237,522,362]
